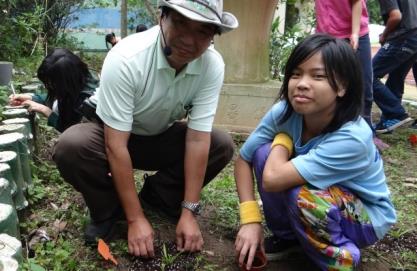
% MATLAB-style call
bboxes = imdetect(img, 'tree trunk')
[121,0,128,38]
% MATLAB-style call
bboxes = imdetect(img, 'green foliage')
[127,0,158,28]
[0,0,86,63]
[53,33,85,52]
[23,260,46,271]
[269,0,313,80]
[270,20,310,80]
[0,86,9,121]
[21,237,78,271]
[84,0,158,26]
[80,52,107,72]
[367,0,383,24]
[0,2,46,61]
[201,174,239,229]
[161,243,183,271]
[26,159,65,205]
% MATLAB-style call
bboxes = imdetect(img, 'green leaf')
[29,262,47,271]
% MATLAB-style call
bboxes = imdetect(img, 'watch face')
[194,204,202,215]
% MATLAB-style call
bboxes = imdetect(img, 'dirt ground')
[107,206,395,271]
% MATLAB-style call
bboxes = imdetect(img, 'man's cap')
[158,0,238,34]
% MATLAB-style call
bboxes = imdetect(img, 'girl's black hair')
[105,32,116,49]
[278,33,363,133]
[37,48,90,131]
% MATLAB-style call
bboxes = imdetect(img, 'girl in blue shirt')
[234,34,396,271]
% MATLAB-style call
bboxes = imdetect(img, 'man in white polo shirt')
[52,0,238,257]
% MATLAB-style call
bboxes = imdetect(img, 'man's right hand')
[127,216,155,258]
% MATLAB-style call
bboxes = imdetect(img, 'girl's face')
[288,52,345,120]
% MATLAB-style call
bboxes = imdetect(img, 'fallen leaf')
[384,157,399,165]
[60,202,70,210]
[409,134,417,146]
[405,177,417,183]
[98,239,118,266]
[28,229,50,249]
[403,183,417,189]
[50,202,58,210]
[53,219,67,232]
[203,250,215,256]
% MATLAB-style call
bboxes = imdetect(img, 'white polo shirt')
[96,26,225,135]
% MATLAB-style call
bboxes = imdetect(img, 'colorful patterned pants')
[253,143,378,271]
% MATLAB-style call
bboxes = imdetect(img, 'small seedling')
[161,243,183,271]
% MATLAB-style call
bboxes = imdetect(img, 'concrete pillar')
[215,0,279,83]
[214,0,281,133]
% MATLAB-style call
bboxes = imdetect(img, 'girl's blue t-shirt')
[240,101,396,239]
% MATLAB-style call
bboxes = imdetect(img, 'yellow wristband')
[239,200,262,225]
[271,133,293,157]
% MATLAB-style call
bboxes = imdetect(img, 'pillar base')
[214,80,281,134]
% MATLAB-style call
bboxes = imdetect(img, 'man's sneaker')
[375,117,413,134]
[264,235,302,261]
[84,218,119,245]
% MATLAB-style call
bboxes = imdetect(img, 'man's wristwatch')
[181,201,202,216]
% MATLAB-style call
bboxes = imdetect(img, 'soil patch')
[129,240,199,271]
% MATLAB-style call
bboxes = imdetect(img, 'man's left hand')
[175,210,203,252]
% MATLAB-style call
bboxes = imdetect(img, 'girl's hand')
[350,33,359,51]
[235,223,264,270]
[22,100,52,117]
[8,93,33,106]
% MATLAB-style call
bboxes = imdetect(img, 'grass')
[359,105,417,270]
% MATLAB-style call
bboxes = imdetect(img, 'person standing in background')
[372,0,417,134]
[136,24,148,33]
[105,32,121,49]
[410,62,417,129]
[314,0,390,150]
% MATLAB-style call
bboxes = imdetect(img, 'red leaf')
[409,134,417,146]
[98,239,118,265]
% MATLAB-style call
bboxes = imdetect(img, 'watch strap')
[181,201,202,215]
